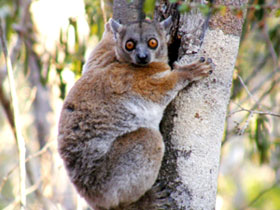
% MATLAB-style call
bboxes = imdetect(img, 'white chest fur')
[124,98,164,131]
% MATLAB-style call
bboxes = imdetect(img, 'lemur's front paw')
[174,56,214,81]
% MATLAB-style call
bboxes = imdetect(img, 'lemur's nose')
[136,53,150,65]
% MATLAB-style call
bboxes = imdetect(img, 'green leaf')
[254,4,261,10]
[275,9,280,17]
[144,0,156,18]
[254,115,270,163]
[178,3,190,13]
[199,5,210,16]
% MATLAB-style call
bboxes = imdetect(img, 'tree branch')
[0,18,26,210]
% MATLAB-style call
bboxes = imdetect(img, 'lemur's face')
[110,17,172,65]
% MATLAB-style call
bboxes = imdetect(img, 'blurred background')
[0,0,279,209]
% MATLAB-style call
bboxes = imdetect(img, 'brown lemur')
[58,16,213,210]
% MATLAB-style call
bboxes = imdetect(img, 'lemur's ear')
[110,19,124,39]
[160,16,172,32]
[104,20,112,33]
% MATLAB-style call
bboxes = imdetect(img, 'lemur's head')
[110,17,172,65]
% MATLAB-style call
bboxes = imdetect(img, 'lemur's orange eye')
[125,40,135,51]
[148,38,158,49]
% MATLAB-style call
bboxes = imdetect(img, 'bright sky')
[30,0,89,52]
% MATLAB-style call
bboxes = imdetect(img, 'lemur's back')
[82,23,116,74]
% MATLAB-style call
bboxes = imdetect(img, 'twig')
[0,85,15,133]
[25,140,54,163]
[0,19,26,210]
[234,70,279,114]
[242,180,280,209]
[228,102,280,136]
[253,77,279,110]
[0,141,54,193]
[241,67,280,104]
[237,75,258,104]
[262,22,279,70]
[0,165,16,192]
[3,181,41,210]
[100,0,107,23]
[238,111,254,135]
[230,102,280,118]
[231,54,267,99]
[239,107,280,118]
[0,0,31,133]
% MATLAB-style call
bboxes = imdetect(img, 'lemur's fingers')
[175,56,214,77]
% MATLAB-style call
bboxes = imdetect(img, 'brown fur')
[83,23,117,74]
[58,18,213,210]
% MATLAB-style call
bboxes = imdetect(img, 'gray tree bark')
[113,0,248,209]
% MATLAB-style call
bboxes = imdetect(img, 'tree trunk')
[113,0,247,209]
